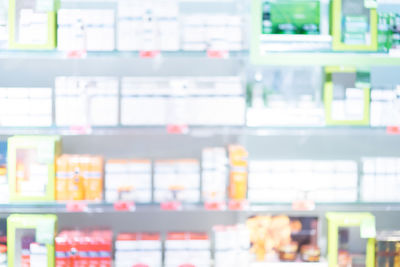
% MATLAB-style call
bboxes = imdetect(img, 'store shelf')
[0,50,247,60]
[251,51,400,66]
[1,202,400,214]
[0,126,397,137]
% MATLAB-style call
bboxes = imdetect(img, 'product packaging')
[201,147,228,203]
[326,212,376,267]
[330,0,377,51]
[154,159,200,203]
[105,159,152,203]
[8,136,61,202]
[213,225,250,267]
[55,76,119,127]
[115,233,162,267]
[7,214,57,267]
[228,145,248,201]
[375,231,400,267]
[55,154,104,202]
[0,87,52,127]
[0,141,7,203]
[324,67,370,126]
[8,0,56,49]
[165,232,211,267]
[55,229,112,267]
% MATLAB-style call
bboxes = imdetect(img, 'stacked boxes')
[228,145,248,200]
[117,0,179,51]
[105,159,152,203]
[55,155,104,202]
[55,230,112,267]
[164,232,211,267]
[154,159,200,203]
[362,158,400,202]
[121,76,245,126]
[115,233,162,267]
[8,136,61,202]
[57,9,115,51]
[248,160,358,203]
[213,225,250,267]
[182,14,243,51]
[370,87,400,127]
[55,77,119,127]
[0,87,52,127]
[201,147,228,203]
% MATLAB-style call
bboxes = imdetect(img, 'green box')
[8,0,57,49]
[269,0,320,34]
[326,212,375,267]
[7,214,57,267]
[8,136,61,202]
[324,67,370,126]
[331,0,378,51]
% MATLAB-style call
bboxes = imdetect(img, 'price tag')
[387,126,400,134]
[66,202,88,212]
[179,264,196,267]
[114,201,135,211]
[228,200,248,210]
[207,50,229,59]
[139,50,160,58]
[204,201,226,211]
[166,124,189,134]
[65,50,87,59]
[133,264,149,267]
[69,125,92,135]
[292,199,316,211]
[161,201,182,211]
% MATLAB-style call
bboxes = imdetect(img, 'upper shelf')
[251,51,400,67]
[0,126,397,137]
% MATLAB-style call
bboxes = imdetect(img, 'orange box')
[55,155,69,201]
[68,155,84,201]
[228,145,248,200]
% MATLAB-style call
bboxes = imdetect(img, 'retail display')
[115,233,162,267]
[121,76,245,126]
[248,160,358,203]
[246,215,319,262]
[201,147,228,203]
[55,77,119,127]
[164,232,211,267]
[330,0,377,51]
[8,136,61,202]
[370,86,400,127]
[324,67,370,126]
[55,229,112,267]
[375,231,400,266]
[55,154,104,202]
[326,212,376,267]
[213,224,250,267]
[7,214,57,267]
[8,0,56,49]
[361,157,400,202]
[154,159,200,203]
[57,9,115,51]
[0,87,52,127]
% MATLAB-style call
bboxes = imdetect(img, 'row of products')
[5,212,399,267]
[248,67,400,127]
[2,136,400,204]
[6,0,244,51]
[260,0,399,53]
[1,69,400,128]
